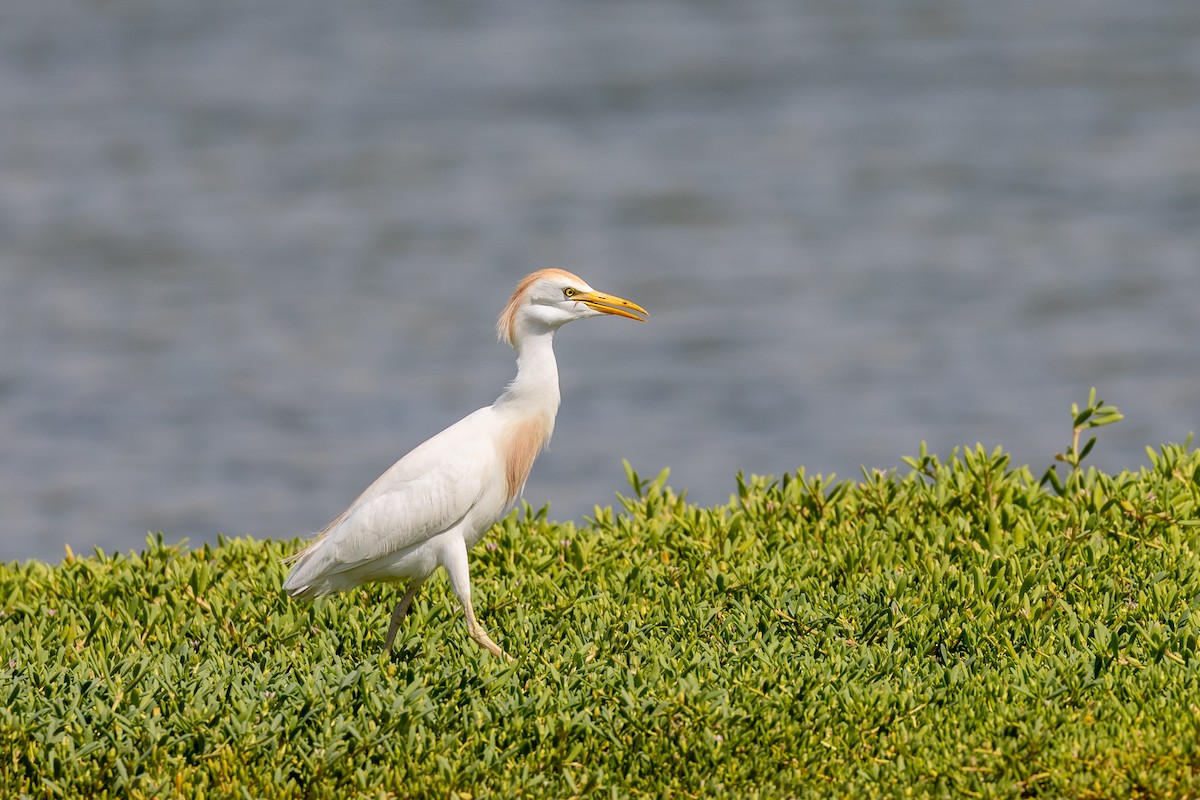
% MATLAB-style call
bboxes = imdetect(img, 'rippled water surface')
[2,0,1198,561]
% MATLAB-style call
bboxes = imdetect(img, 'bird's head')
[497,268,648,346]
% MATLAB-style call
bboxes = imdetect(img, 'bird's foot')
[469,625,513,661]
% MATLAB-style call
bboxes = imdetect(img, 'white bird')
[284,269,647,659]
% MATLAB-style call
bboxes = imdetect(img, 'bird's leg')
[462,597,511,660]
[383,578,425,653]
[443,543,513,661]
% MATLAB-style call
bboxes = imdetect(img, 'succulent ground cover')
[2,395,1198,798]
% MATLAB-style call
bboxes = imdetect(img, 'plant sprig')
[1040,387,1124,496]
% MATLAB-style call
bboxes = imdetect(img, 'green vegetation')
[2,393,1199,798]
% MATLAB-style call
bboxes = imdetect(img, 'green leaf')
[1078,436,1097,462]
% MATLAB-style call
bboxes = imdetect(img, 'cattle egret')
[284,269,647,659]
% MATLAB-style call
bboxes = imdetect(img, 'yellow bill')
[575,290,649,322]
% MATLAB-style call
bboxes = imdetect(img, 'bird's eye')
[563,287,578,299]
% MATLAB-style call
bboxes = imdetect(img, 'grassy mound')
[2,399,1199,798]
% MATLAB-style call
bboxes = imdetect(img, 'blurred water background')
[2,0,1198,562]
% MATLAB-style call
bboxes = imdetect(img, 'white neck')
[494,329,561,418]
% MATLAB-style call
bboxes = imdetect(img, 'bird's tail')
[281,535,327,599]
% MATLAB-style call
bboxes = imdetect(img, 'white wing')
[284,407,501,597]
